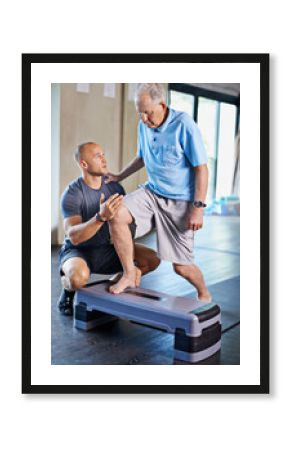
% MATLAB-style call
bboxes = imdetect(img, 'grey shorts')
[124,187,194,265]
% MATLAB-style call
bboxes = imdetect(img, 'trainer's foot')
[109,268,141,294]
[57,289,75,315]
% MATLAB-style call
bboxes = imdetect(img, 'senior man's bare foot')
[109,267,142,294]
[196,289,212,303]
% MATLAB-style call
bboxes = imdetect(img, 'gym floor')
[51,215,240,365]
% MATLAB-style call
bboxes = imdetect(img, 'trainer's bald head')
[74,142,102,163]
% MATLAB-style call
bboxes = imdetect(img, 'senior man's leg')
[173,263,211,301]
[109,205,141,294]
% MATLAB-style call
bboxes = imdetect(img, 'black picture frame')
[22,53,269,394]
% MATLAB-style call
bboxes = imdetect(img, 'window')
[216,103,237,199]
[170,90,194,117]
[169,84,239,204]
[196,97,219,203]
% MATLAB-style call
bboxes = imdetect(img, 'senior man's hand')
[187,207,204,231]
[99,193,123,221]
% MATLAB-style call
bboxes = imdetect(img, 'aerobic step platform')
[74,280,221,363]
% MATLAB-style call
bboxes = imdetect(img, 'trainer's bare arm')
[105,156,144,183]
[65,193,123,245]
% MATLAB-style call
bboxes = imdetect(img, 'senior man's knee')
[111,204,132,225]
[173,263,189,277]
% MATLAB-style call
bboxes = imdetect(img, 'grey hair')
[74,142,95,163]
[135,83,166,104]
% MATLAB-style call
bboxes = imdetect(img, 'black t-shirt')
[60,177,125,251]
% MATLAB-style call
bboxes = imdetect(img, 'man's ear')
[160,101,167,111]
[80,159,87,169]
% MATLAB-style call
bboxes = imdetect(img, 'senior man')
[106,83,211,302]
[58,142,160,315]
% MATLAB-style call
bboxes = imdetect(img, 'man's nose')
[140,113,148,122]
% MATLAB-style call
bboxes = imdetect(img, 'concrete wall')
[56,83,123,243]
[59,83,122,191]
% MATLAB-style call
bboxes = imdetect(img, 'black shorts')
[59,244,123,276]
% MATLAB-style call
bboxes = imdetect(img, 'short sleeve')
[181,115,208,166]
[60,184,83,218]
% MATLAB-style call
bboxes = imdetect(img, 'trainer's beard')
[87,168,107,177]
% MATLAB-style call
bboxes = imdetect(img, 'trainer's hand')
[187,208,204,231]
[104,172,121,184]
[99,193,123,221]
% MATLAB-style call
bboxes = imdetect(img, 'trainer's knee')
[140,256,160,274]
[149,254,160,272]
[135,250,160,274]
[68,268,90,290]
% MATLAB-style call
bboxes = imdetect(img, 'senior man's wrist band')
[193,201,207,208]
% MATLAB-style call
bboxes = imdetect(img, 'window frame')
[168,83,240,201]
